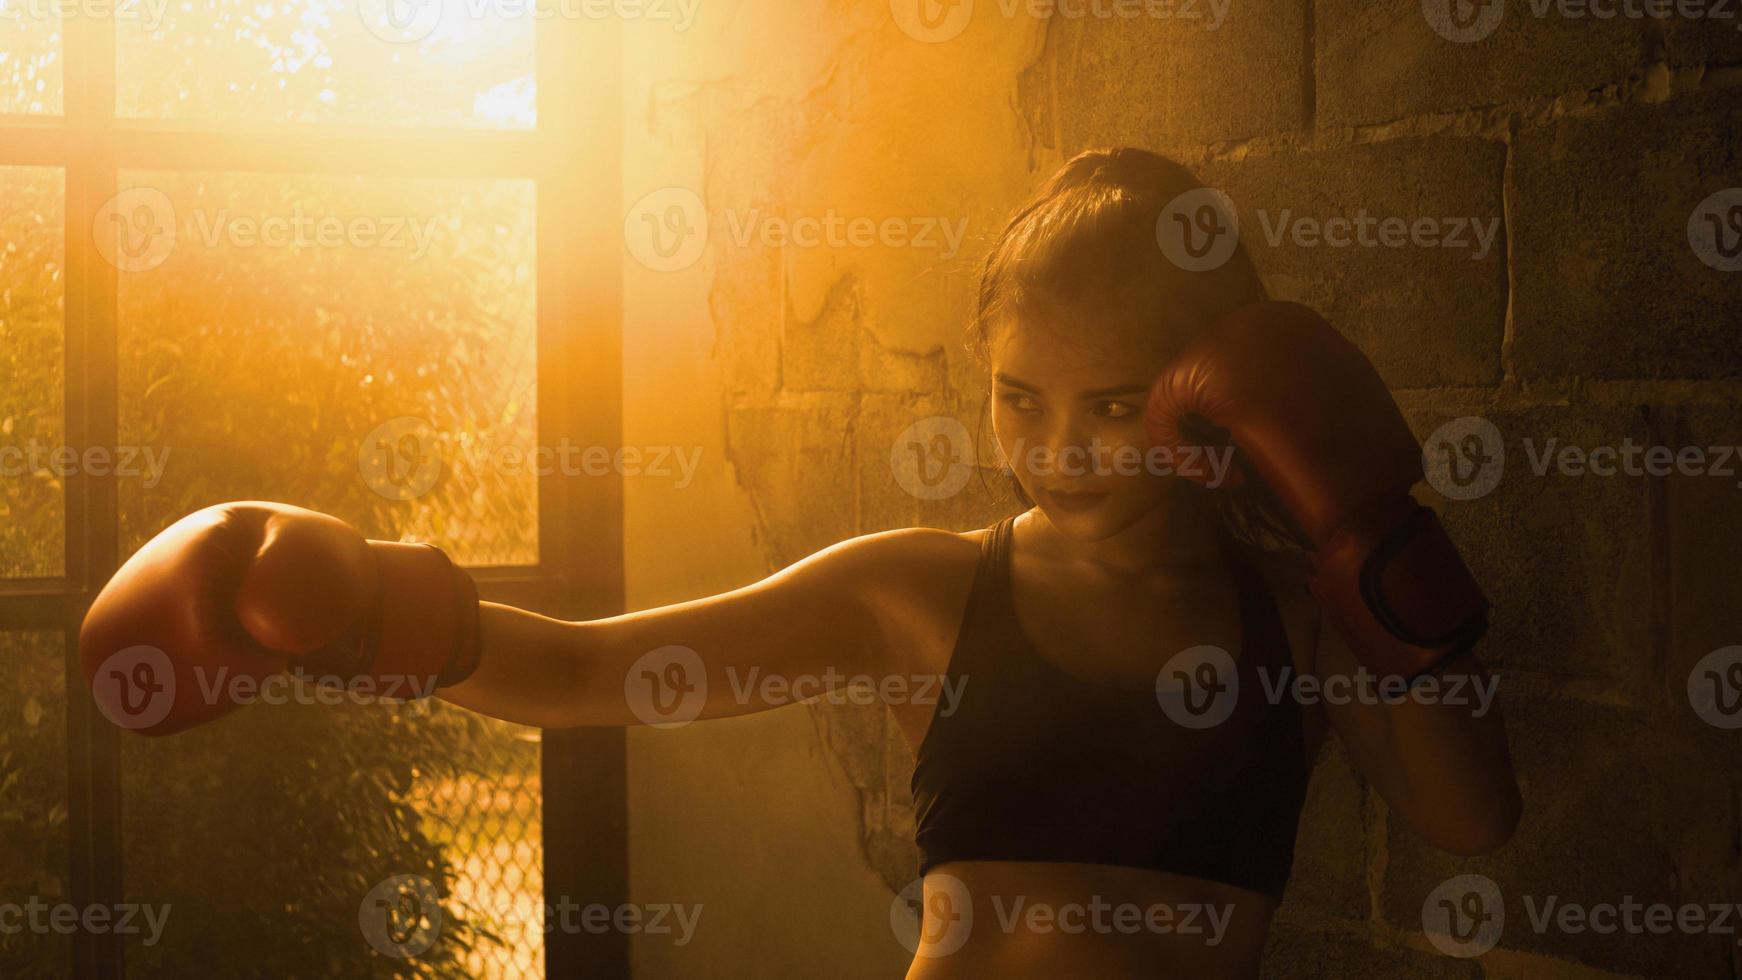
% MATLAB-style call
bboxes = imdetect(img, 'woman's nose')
[1039,416,1093,478]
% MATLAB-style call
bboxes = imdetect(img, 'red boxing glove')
[1145,301,1488,679]
[79,502,481,736]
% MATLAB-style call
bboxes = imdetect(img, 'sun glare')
[108,0,537,130]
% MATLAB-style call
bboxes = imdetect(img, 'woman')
[82,148,1520,978]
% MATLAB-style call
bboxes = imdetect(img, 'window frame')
[0,11,627,978]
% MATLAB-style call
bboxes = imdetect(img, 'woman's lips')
[1042,487,1109,513]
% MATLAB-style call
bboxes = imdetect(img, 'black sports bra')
[910,514,1310,901]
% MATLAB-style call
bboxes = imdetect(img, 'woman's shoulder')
[817,524,991,636]
[827,524,987,587]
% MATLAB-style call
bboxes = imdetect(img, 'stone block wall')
[619,3,1742,976]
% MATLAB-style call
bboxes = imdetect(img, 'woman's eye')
[1096,400,1137,419]
[1000,393,1041,414]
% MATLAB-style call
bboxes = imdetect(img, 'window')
[0,7,625,978]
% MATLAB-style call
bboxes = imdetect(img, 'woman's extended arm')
[438,527,966,730]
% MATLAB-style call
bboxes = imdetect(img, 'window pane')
[411,712,544,979]
[111,171,545,976]
[0,165,65,578]
[122,700,543,978]
[117,0,535,129]
[0,3,62,115]
[0,631,70,977]
[114,171,538,566]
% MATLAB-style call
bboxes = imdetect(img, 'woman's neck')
[1021,487,1226,581]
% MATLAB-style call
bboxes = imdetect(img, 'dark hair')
[967,147,1306,551]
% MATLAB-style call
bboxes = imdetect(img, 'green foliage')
[3,166,543,977]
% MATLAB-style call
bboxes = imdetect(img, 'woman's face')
[989,308,1180,542]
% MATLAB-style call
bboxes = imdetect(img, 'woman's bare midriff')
[901,860,1273,979]
[879,520,1313,980]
